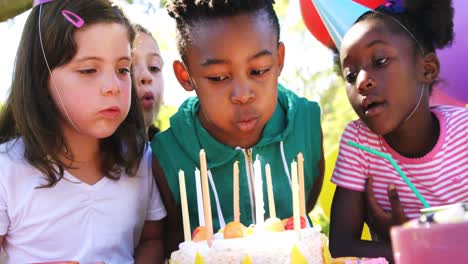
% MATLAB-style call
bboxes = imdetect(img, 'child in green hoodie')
[152,0,325,257]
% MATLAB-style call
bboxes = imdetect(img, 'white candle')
[253,157,264,227]
[265,163,276,219]
[233,161,240,222]
[291,160,301,239]
[195,168,205,226]
[179,170,191,242]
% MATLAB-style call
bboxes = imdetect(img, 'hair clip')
[381,0,406,13]
[61,9,85,28]
[33,0,53,7]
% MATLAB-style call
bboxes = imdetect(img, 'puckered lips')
[99,106,121,119]
[361,95,386,117]
[235,114,259,132]
[141,91,154,111]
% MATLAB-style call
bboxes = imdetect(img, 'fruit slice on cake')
[264,217,285,232]
[223,221,247,239]
[192,226,207,241]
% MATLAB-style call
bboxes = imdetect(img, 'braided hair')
[166,0,280,62]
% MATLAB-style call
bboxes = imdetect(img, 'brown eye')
[250,68,270,76]
[118,68,130,75]
[345,72,357,84]
[375,57,389,66]
[78,69,96,74]
[206,75,229,82]
[149,66,161,73]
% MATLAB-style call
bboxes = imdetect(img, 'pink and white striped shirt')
[332,105,467,219]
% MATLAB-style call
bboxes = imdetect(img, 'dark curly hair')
[359,0,454,55]
[166,0,280,62]
[335,0,454,86]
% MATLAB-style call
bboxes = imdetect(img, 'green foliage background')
[1,0,359,237]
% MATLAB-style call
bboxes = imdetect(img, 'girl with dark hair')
[330,0,467,262]
[0,0,166,262]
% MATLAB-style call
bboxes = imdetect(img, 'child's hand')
[364,177,408,241]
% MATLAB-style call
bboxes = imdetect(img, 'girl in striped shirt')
[329,0,467,262]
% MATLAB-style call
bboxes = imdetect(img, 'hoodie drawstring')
[280,141,292,188]
[280,140,312,227]
[208,170,226,228]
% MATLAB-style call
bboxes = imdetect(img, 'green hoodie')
[152,85,321,232]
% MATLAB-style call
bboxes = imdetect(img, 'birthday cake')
[170,226,330,264]
[174,151,387,263]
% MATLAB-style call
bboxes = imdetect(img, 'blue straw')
[347,140,430,208]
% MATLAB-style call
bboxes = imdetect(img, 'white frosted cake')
[170,227,329,264]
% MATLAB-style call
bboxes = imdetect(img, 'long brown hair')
[0,0,146,187]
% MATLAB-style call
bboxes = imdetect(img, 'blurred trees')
[0,0,31,22]
[274,0,357,155]
[0,0,359,237]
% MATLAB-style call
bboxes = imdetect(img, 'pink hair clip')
[33,0,53,7]
[61,10,85,28]
[33,0,84,28]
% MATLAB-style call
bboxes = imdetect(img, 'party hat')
[310,0,375,48]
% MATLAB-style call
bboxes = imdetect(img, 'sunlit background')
[0,0,360,237]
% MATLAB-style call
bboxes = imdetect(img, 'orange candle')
[297,152,306,218]
[199,149,213,246]
[233,161,240,222]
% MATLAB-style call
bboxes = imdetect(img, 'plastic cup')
[391,203,468,264]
